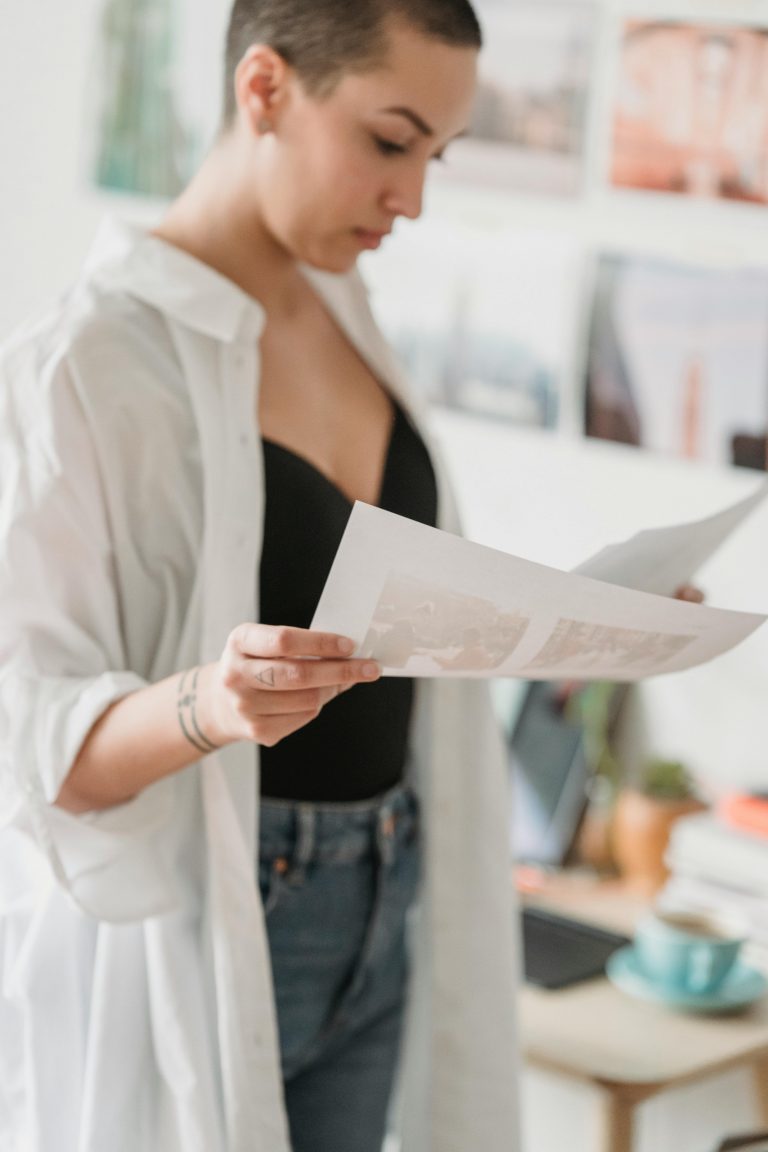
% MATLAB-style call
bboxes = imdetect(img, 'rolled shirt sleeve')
[0,345,178,920]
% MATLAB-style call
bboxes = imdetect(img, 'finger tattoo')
[255,665,276,687]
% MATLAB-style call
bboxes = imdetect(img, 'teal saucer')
[606,946,768,1013]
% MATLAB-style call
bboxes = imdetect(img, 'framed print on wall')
[363,219,583,428]
[585,253,768,471]
[611,20,768,204]
[439,0,598,196]
[90,0,225,198]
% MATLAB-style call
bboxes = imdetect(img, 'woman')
[0,2,519,1150]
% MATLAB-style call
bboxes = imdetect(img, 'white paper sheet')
[311,501,766,680]
[573,478,768,595]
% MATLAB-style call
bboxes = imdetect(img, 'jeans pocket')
[259,855,308,917]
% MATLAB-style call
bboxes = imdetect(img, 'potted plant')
[611,758,706,894]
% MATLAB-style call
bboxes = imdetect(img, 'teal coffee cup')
[634,910,746,995]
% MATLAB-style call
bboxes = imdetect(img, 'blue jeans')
[258,784,420,1152]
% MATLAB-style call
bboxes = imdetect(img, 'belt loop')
[291,804,316,880]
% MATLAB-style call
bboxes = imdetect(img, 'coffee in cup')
[633,909,746,995]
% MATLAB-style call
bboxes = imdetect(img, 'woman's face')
[252,22,478,272]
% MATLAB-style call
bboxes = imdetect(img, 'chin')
[294,233,361,276]
[301,249,358,276]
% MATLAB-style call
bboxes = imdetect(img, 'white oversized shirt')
[0,219,520,1152]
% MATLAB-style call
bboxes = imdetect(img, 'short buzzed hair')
[222,0,482,125]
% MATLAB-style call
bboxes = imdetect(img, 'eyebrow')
[380,106,435,137]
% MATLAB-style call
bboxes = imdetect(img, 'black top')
[258,404,438,802]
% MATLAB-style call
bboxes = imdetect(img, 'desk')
[519,879,768,1152]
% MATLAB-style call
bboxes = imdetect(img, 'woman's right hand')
[199,624,381,748]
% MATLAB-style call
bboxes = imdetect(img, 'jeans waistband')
[258,783,418,867]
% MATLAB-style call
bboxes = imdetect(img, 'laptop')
[509,679,596,868]
[506,680,631,988]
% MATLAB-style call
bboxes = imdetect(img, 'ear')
[233,44,291,134]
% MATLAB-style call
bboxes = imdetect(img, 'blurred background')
[3,0,768,1146]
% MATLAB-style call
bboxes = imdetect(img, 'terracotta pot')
[611,788,706,895]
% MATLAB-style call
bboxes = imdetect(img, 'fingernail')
[362,662,380,679]
[337,637,356,655]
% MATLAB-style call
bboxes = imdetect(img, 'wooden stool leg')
[753,1055,768,1126]
[597,1090,635,1152]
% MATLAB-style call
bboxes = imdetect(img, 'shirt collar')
[81,216,266,343]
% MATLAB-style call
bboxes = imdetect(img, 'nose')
[382,163,426,222]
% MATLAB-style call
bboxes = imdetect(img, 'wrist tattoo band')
[177,667,221,755]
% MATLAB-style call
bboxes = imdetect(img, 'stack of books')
[660,795,768,970]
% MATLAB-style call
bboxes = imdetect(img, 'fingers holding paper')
[204,624,380,747]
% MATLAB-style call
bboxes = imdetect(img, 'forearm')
[54,624,378,814]
[55,663,224,814]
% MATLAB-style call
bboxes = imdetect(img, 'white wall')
[2,0,768,788]
[2,2,767,1149]
[430,410,768,793]
[1,0,104,337]
[0,0,226,340]
[392,0,768,796]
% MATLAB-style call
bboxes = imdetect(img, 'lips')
[353,228,391,249]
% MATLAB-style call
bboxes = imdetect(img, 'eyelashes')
[373,136,408,156]
[373,135,448,163]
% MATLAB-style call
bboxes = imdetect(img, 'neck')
[152,133,305,316]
